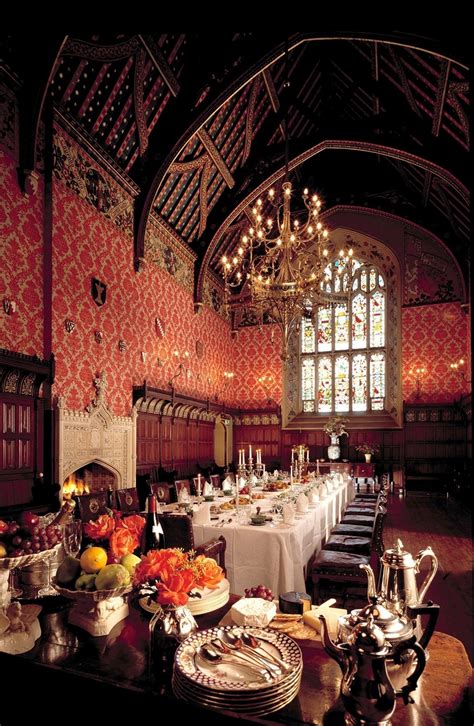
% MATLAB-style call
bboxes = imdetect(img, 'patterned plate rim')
[174,625,302,692]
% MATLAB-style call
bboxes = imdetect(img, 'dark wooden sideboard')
[0,596,471,725]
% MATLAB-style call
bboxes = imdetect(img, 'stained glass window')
[370,291,384,347]
[318,307,332,352]
[334,356,349,411]
[352,354,367,411]
[299,255,387,414]
[302,358,315,412]
[302,317,315,353]
[335,304,349,350]
[318,357,332,412]
[352,294,367,348]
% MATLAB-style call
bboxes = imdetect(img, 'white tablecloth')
[192,479,354,596]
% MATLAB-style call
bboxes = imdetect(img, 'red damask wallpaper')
[231,324,282,408]
[52,183,235,416]
[402,303,469,403]
[0,149,44,356]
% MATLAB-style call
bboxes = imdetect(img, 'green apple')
[120,553,141,576]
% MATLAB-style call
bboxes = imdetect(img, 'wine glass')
[62,520,83,558]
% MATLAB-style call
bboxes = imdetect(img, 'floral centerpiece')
[133,548,224,606]
[83,512,146,562]
[355,443,380,456]
[323,415,349,438]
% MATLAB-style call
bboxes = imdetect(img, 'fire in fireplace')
[62,463,116,499]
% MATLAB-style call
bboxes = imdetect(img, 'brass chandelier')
[221,181,354,362]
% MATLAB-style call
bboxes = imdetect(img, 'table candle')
[316,459,320,475]
[249,444,252,460]
[197,473,202,497]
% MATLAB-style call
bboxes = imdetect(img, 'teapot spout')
[319,615,345,670]
[360,563,377,599]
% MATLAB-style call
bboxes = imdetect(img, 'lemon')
[79,546,108,573]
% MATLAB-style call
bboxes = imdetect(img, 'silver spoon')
[239,631,293,673]
[211,637,280,677]
[197,644,271,682]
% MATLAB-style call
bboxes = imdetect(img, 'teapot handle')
[415,546,438,603]
[407,601,440,650]
[392,640,426,703]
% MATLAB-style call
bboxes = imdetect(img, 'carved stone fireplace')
[57,372,136,499]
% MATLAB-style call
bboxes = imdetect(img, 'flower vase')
[149,603,197,684]
[327,434,340,461]
[364,453,372,463]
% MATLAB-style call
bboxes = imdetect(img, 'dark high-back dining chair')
[210,474,222,489]
[115,487,140,513]
[151,482,173,504]
[157,513,226,573]
[174,479,192,499]
[73,491,109,521]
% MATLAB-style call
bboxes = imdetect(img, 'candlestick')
[197,473,202,497]
[316,459,319,475]
[249,444,252,460]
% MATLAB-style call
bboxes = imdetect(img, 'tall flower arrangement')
[133,548,224,607]
[323,416,349,437]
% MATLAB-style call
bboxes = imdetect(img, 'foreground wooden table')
[0,595,471,725]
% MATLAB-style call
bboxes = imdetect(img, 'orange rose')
[83,514,115,540]
[194,555,224,589]
[156,567,197,606]
[109,526,139,560]
[133,548,183,585]
[122,514,145,540]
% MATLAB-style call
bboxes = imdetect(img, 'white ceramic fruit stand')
[52,581,132,636]
[0,547,60,654]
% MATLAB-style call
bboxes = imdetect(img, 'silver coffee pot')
[320,613,426,723]
[362,538,438,617]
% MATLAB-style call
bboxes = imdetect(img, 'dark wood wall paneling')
[233,424,281,468]
[137,412,215,477]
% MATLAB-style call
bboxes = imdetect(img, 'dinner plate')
[140,578,230,616]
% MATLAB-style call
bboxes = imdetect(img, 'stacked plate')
[140,578,230,616]
[172,625,302,716]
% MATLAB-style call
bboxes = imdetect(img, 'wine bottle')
[49,498,76,527]
[141,494,166,552]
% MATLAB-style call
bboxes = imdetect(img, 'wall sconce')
[408,366,426,400]
[64,319,75,333]
[94,330,103,344]
[450,358,470,387]
[168,351,191,389]
[3,299,16,315]
[118,339,126,352]
[223,371,234,381]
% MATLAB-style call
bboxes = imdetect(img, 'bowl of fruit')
[0,511,62,570]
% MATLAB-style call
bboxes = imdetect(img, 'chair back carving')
[116,487,140,513]
[74,492,109,521]
[174,479,192,498]
[210,474,222,489]
[152,482,172,504]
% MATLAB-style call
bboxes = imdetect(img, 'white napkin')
[282,503,295,524]
[222,476,233,493]
[237,476,246,490]
[203,481,213,496]
[296,493,309,513]
[249,474,258,486]
[193,502,211,525]
[262,471,269,483]
[178,488,190,503]
[308,489,320,504]
[273,469,279,477]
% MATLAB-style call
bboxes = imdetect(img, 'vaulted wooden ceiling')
[2,31,469,298]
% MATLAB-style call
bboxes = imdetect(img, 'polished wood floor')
[384,490,473,665]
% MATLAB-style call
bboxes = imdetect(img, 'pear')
[56,555,81,587]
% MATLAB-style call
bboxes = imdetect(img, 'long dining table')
[190,478,354,596]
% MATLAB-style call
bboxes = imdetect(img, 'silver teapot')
[336,595,438,695]
[320,613,426,724]
[363,539,438,617]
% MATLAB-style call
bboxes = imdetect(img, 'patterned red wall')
[231,324,282,408]
[402,303,470,403]
[52,183,235,416]
[0,149,44,356]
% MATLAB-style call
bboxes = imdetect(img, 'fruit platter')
[0,511,63,654]
[51,546,135,636]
